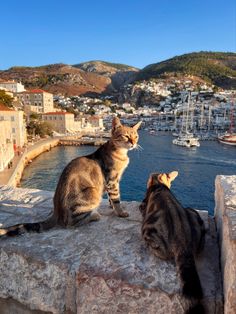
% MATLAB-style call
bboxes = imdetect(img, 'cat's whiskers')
[135,144,143,151]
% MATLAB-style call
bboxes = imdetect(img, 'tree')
[27,120,53,137]
[0,90,14,107]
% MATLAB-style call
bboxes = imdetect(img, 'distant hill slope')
[0,63,112,96]
[137,52,236,89]
[0,52,235,96]
[74,61,139,90]
[0,61,139,96]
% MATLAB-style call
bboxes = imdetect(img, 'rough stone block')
[215,175,236,314]
[0,186,223,313]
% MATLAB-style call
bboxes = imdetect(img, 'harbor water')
[21,131,236,215]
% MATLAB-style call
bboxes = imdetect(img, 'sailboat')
[218,100,236,146]
[173,92,200,148]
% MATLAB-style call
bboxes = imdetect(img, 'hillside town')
[0,78,235,171]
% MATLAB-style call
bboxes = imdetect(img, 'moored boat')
[173,132,200,148]
[218,133,236,146]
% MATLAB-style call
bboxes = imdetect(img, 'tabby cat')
[140,171,205,314]
[0,117,142,237]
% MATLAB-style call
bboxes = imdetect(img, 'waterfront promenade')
[0,132,109,187]
[0,138,60,186]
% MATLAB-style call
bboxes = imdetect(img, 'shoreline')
[0,134,108,188]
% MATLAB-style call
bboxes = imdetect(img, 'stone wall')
[215,175,236,314]
[0,186,223,314]
[7,138,59,187]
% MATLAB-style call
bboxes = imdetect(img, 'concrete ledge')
[215,175,236,314]
[0,186,223,314]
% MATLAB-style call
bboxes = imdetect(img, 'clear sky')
[1,0,235,70]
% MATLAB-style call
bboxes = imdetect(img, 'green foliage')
[27,120,53,137]
[0,90,14,107]
[30,112,40,120]
[138,52,236,88]
[87,108,95,115]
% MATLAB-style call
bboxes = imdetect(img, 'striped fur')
[0,117,142,237]
[140,172,205,314]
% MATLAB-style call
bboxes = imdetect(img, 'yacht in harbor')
[173,132,200,147]
[218,133,236,146]
[218,100,236,146]
[172,92,200,148]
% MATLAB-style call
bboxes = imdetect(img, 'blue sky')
[0,0,235,70]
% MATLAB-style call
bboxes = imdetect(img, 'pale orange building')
[42,112,76,134]
[0,120,14,171]
[0,103,27,148]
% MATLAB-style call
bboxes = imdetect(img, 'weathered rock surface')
[215,175,236,314]
[0,186,223,314]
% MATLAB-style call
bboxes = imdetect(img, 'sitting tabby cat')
[140,171,205,314]
[0,117,142,237]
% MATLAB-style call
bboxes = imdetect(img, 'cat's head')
[147,171,178,189]
[111,117,142,150]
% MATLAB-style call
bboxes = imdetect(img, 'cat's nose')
[129,138,134,145]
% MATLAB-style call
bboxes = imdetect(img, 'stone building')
[18,89,54,114]
[0,103,27,148]
[42,112,76,134]
[0,120,14,171]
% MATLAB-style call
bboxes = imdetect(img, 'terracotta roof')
[0,80,16,84]
[20,89,50,94]
[43,111,73,115]
[0,103,14,111]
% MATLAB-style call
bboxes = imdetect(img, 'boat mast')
[229,99,235,134]
[185,92,190,133]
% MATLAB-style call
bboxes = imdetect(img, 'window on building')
[11,116,15,121]
[12,128,15,133]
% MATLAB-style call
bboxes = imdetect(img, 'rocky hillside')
[74,61,139,91]
[0,61,139,96]
[0,63,112,96]
[137,52,236,89]
[0,52,235,97]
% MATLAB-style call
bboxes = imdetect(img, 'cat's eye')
[122,135,129,140]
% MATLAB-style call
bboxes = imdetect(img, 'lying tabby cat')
[140,171,205,314]
[0,117,142,237]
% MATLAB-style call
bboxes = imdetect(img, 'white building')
[0,80,25,93]
[0,103,27,148]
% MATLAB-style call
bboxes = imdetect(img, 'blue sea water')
[21,131,236,215]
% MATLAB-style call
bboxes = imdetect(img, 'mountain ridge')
[0,51,235,95]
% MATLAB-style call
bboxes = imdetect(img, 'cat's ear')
[147,173,159,188]
[112,117,122,130]
[168,171,178,182]
[132,121,142,131]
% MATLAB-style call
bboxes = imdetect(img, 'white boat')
[218,133,236,146]
[173,133,200,148]
[172,92,200,148]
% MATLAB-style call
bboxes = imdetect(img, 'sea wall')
[7,138,60,187]
[215,175,236,314]
[0,185,223,314]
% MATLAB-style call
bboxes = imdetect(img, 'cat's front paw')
[90,212,101,221]
[118,210,129,218]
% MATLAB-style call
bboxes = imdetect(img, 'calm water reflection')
[21,131,236,215]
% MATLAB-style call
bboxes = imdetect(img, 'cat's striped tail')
[0,215,56,237]
[175,250,205,314]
